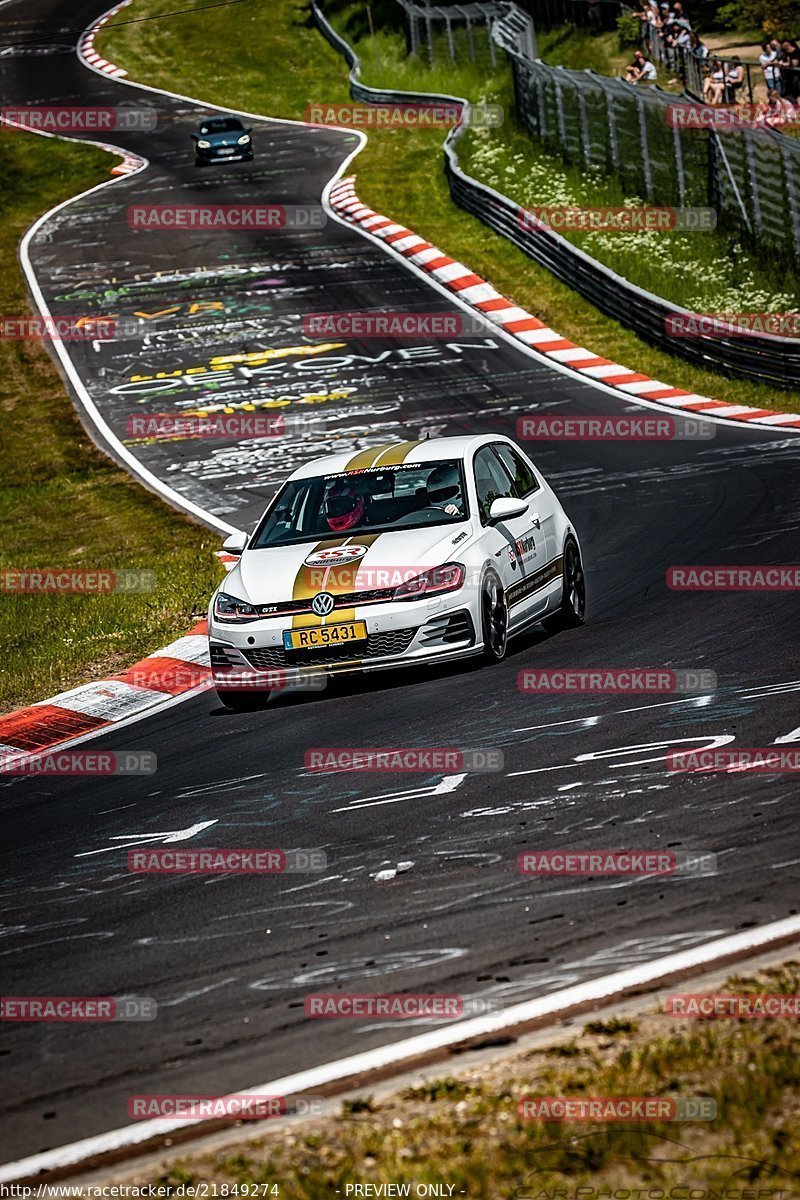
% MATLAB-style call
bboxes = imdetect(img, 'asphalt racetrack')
[1,0,799,1164]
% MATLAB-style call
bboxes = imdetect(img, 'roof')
[289,434,510,479]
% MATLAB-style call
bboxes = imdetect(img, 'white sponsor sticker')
[304,545,369,567]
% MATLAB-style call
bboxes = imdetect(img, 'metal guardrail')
[311,0,798,389]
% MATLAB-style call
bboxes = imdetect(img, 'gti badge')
[311,592,335,617]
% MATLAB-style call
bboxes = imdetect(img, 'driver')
[324,478,366,532]
[426,464,463,516]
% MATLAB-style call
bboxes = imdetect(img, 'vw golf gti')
[208,435,585,708]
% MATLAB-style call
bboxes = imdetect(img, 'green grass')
[460,124,800,315]
[0,129,222,714]
[537,26,631,76]
[100,0,800,415]
[132,962,800,1196]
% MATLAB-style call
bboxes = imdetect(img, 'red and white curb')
[0,554,240,761]
[78,0,130,78]
[329,177,800,431]
[0,621,211,767]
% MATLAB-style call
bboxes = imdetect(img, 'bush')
[697,0,800,35]
[761,0,800,37]
[617,11,641,48]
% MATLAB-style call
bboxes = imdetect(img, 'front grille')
[240,645,286,669]
[253,587,397,619]
[240,627,416,670]
[365,628,416,657]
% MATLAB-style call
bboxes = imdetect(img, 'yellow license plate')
[284,621,367,650]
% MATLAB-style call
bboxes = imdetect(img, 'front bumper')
[209,599,478,689]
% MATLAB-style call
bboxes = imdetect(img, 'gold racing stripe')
[291,534,381,629]
[373,440,423,467]
[342,440,422,472]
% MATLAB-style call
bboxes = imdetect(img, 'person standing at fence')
[654,2,671,30]
[788,53,800,103]
[586,0,602,36]
[672,2,691,29]
[667,22,691,51]
[690,31,708,63]
[780,43,800,103]
[767,38,786,94]
[760,41,781,96]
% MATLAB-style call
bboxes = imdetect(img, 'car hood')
[225,523,477,604]
[202,131,245,145]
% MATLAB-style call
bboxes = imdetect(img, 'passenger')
[426,464,464,516]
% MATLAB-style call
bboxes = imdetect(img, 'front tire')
[215,689,269,711]
[481,571,508,662]
[544,536,586,631]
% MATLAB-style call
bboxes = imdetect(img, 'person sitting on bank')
[625,49,657,82]
[703,58,726,104]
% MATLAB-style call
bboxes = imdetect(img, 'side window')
[492,444,540,498]
[473,447,515,525]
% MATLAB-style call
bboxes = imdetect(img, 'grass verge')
[0,129,221,714]
[100,0,800,414]
[537,25,632,77]
[127,961,800,1195]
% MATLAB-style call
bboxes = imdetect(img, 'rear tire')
[215,689,269,711]
[481,570,508,662]
[543,536,586,632]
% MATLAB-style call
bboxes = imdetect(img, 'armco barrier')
[311,0,798,389]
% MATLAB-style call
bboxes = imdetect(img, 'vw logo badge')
[311,592,335,617]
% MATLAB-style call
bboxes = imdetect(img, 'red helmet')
[324,480,366,532]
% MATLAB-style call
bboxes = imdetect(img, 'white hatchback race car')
[208,434,585,708]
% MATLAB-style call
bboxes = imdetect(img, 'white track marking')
[2,914,799,1182]
[775,726,800,743]
[74,819,217,857]
[331,774,466,812]
[509,734,736,776]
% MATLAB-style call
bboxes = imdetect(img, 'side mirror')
[488,497,529,523]
[222,531,247,554]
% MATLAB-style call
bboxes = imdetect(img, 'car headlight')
[237,134,251,145]
[197,139,211,149]
[393,562,465,601]
[213,591,260,622]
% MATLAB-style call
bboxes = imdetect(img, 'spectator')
[625,49,658,82]
[671,21,692,50]
[767,38,786,93]
[663,20,690,75]
[586,0,602,36]
[656,2,672,29]
[636,0,660,25]
[690,31,708,62]
[724,57,745,105]
[760,40,782,94]
[672,2,691,28]
[703,58,726,104]
[755,88,797,128]
[786,52,800,103]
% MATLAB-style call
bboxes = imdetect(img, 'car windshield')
[251,461,468,548]
[198,117,243,135]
